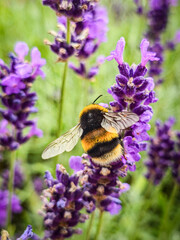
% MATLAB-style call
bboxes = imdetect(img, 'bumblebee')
[42,101,139,165]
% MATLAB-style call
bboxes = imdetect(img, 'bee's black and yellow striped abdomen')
[79,104,123,165]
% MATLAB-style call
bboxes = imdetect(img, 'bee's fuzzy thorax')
[79,104,108,118]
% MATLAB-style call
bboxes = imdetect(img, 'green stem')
[86,211,95,240]
[56,18,71,137]
[57,60,68,137]
[54,18,71,168]
[66,18,71,44]
[158,183,179,240]
[94,210,104,240]
[6,150,16,229]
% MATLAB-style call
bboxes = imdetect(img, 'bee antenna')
[92,95,103,104]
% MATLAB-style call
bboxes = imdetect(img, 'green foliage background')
[0,0,180,239]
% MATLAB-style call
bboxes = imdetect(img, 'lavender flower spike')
[106,37,125,65]
[140,39,159,66]
[0,41,45,151]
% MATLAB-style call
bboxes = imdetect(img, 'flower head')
[42,0,98,22]
[42,164,88,239]
[0,42,45,151]
[44,4,108,62]
[107,38,158,169]
[145,117,180,185]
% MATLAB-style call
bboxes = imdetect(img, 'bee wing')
[42,124,83,159]
[101,111,139,133]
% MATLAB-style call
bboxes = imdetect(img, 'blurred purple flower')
[33,177,44,195]
[0,42,45,151]
[42,0,97,22]
[0,190,22,227]
[107,202,122,215]
[28,121,43,138]
[44,3,108,67]
[145,117,180,184]
[138,0,180,85]
[1,161,24,190]
[140,39,159,66]
[77,5,108,59]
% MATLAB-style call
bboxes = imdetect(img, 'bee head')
[80,108,104,130]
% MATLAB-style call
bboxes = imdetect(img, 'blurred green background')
[0,0,180,239]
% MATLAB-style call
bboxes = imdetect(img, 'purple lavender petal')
[106,37,125,65]
[14,42,29,61]
[107,202,122,215]
[15,63,33,78]
[17,225,40,240]
[27,121,43,138]
[31,47,46,67]
[69,156,84,173]
[1,74,26,95]
[0,120,8,135]
[140,39,159,66]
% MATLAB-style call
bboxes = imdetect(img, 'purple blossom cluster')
[145,118,180,185]
[107,37,158,170]
[0,190,22,227]
[0,42,45,151]
[41,158,130,239]
[135,0,180,85]
[41,164,88,239]
[70,156,130,215]
[43,2,108,80]
[42,0,98,22]
[45,4,108,60]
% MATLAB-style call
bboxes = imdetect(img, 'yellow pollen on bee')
[79,104,108,118]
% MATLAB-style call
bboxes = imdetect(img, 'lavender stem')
[54,18,71,168]
[57,60,68,137]
[6,150,16,229]
[94,210,104,240]
[57,18,71,137]
[86,211,95,240]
